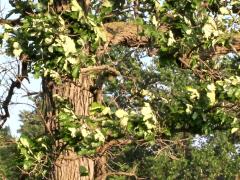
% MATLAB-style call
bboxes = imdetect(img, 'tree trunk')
[42,75,95,180]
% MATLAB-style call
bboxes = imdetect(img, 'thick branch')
[81,65,120,76]
[104,22,149,47]
[103,22,240,59]
[0,18,21,26]
[200,34,240,60]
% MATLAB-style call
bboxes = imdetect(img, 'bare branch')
[0,78,22,128]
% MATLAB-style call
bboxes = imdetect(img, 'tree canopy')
[0,0,240,179]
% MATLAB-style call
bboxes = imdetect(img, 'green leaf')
[186,87,200,100]
[115,109,128,118]
[66,57,79,65]
[102,107,111,115]
[90,102,104,111]
[120,117,128,127]
[167,31,176,46]
[141,103,152,116]
[186,104,193,114]
[59,35,77,56]
[206,83,216,106]
[79,166,89,176]
[13,49,23,57]
[23,160,33,170]
[80,126,90,137]
[19,136,30,148]
[68,127,77,137]
[72,65,80,78]
[219,7,229,14]
[231,127,239,134]
[94,129,105,142]
[71,0,82,11]
[71,0,84,19]
[102,0,113,8]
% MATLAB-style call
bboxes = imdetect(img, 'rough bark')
[42,75,95,180]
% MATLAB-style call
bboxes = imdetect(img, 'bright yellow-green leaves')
[141,103,156,123]
[94,129,105,142]
[102,0,113,8]
[186,104,193,114]
[206,83,216,106]
[71,0,82,11]
[202,17,222,39]
[12,42,23,57]
[167,30,176,46]
[216,76,240,100]
[219,6,230,15]
[141,89,155,100]
[19,136,30,148]
[71,0,84,19]
[44,69,62,84]
[58,35,77,56]
[18,135,48,173]
[231,127,239,134]
[115,109,129,127]
[115,109,128,118]
[186,87,200,101]
[68,127,77,137]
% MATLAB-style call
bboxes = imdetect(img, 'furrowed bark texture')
[43,75,95,180]
[41,1,103,178]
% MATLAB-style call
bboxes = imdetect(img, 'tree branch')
[103,22,240,60]
[200,34,240,60]
[96,139,132,155]
[104,22,149,47]
[0,18,21,26]
[80,65,120,76]
[0,77,22,128]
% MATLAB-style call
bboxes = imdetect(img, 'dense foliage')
[0,0,240,178]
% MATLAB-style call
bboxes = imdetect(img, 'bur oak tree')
[0,0,240,179]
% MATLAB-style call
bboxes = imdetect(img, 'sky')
[0,0,41,137]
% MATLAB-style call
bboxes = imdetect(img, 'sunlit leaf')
[120,117,128,127]
[94,129,105,142]
[231,127,239,134]
[102,107,111,115]
[219,7,229,15]
[68,127,77,137]
[167,31,176,46]
[19,136,30,148]
[102,0,113,8]
[115,109,128,118]
[186,104,193,114]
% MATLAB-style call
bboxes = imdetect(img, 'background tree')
[0,127,21,179]
[0,0,240,179]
